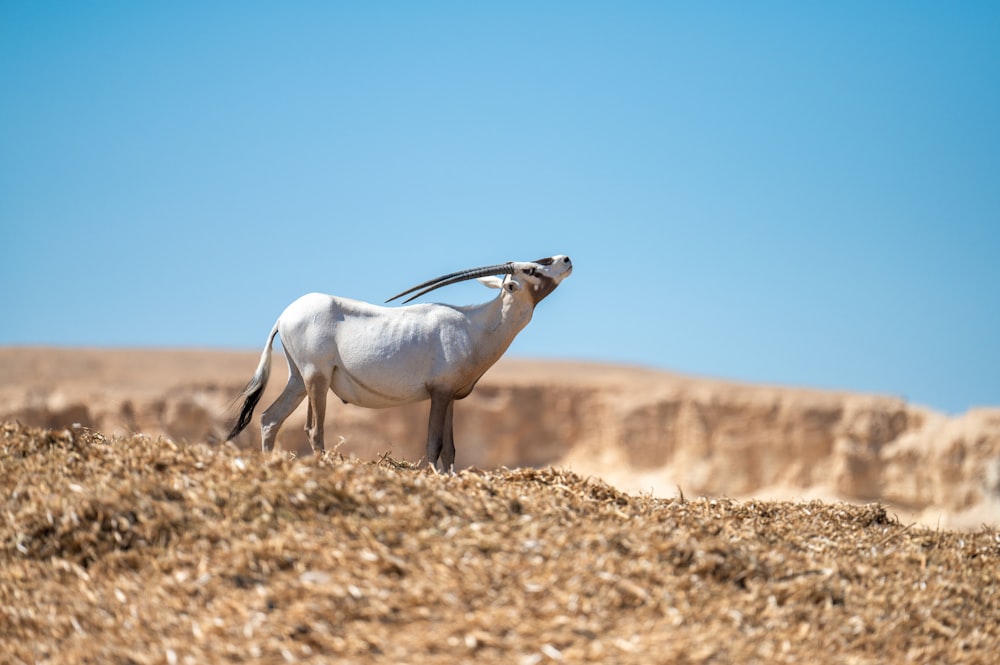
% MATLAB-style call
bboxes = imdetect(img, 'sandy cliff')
[2,347,998,528]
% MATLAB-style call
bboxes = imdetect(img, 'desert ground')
[2,347,999,528]
[3,422,999,664]
[2,348,1000,663]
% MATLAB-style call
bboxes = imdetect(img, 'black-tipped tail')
[227,378,267,441]
[226,323,278,442]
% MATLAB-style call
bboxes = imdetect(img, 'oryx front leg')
[426,393,455,472]
[441,401,456,472]
[304,369,331,454]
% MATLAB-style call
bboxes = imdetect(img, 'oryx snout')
[533,255,572,281]
[516,254,572,304]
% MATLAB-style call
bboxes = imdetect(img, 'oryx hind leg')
[260,359,306,452]
[304,367,331,453]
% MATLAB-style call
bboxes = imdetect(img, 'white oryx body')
[227,255,572,469]
[279,291,533,409]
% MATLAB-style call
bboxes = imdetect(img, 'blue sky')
[2,3,998,414]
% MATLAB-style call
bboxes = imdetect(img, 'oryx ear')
[477,276,506,289]
[503,278,523,294]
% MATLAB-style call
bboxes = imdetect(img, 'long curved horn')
[386,262,517,304]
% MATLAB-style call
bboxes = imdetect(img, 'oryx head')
[386,255,573,305]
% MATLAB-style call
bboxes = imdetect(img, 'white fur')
[230,255,572,469]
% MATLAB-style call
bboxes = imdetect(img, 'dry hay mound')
[2,422,999,664]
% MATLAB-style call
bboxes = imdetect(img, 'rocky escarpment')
[2,348,998,528]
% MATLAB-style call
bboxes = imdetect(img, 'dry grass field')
[2,421,999,664]
[5,348,1000,531]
